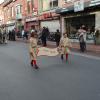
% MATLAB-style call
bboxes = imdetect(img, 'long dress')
[29,37,38,61]
[59,37,71,54]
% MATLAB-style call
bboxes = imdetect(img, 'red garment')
[66,53,68,60]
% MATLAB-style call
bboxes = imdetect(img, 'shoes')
[31,60,33,66]
[34,65,39,69]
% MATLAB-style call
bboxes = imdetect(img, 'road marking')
[71,52,100,60]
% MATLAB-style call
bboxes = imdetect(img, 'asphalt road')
[0,41,100,100]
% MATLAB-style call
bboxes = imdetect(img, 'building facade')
[2,0,39,32]
[3,0,25,32]
[2,0,100,42]
[38,0,60,33]
[24,0,39,31]
[0,2,4,26]
[56,0,100,43]
[2,0,60,33]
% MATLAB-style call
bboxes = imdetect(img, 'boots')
[34,65,39,69]
[33,60,39,69]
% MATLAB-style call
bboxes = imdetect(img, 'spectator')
[55,29,61,47]
[77,25,87,52]
[41,27,48,46]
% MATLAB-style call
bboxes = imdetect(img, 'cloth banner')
[38,47,59,56]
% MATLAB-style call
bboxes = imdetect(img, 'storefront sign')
[89,0,100,6]
[26,17,38,22]
[74,0,84,12]
[43,12,52,18]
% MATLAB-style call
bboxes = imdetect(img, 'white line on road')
[71,52,100,60]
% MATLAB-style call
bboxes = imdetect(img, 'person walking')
[55,29,61,47]
[58,33,71,61]
[29,32,39,69]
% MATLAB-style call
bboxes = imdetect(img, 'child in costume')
[29,32,39,69]
[59,33,71,61]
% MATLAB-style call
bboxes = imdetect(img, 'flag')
[37,47,59,56]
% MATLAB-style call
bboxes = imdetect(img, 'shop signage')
[74,0,84,12]
[26,17,37,22]
[43,12,52,18]
[89,0,100,7]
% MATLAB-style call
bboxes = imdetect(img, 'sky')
[0,0,4,4]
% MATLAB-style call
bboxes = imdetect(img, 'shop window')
[65,15,95,40]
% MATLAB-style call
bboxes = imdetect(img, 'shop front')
[65,14,95,42]
[39,12,60,34]
[56,0,100,43]
[25,17,39,31]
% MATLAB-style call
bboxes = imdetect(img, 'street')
[0,41,100,100]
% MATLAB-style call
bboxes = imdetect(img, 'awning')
[55,1,100,14]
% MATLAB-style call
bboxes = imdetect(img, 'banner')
[38,47,59,56]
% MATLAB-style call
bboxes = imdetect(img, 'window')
[27,0,31,14]
[31,0,34,12]
[50,0,58,9]
[39,0,43,13]
[15,5,22,15]
[11,7,14,17]
[7,8,10,19]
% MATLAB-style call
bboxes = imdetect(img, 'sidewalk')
[47,41,100,53]
[16,38,100,54]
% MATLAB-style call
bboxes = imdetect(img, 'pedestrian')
[24,30,28,40]
[22,29,25,40]
[12,29,16,41]
[58,33,71,61]
[8,30,12,40]
[41,27,48,46]
[77,25,87,52]
[55,29,61,47]
[29,32,39,69]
